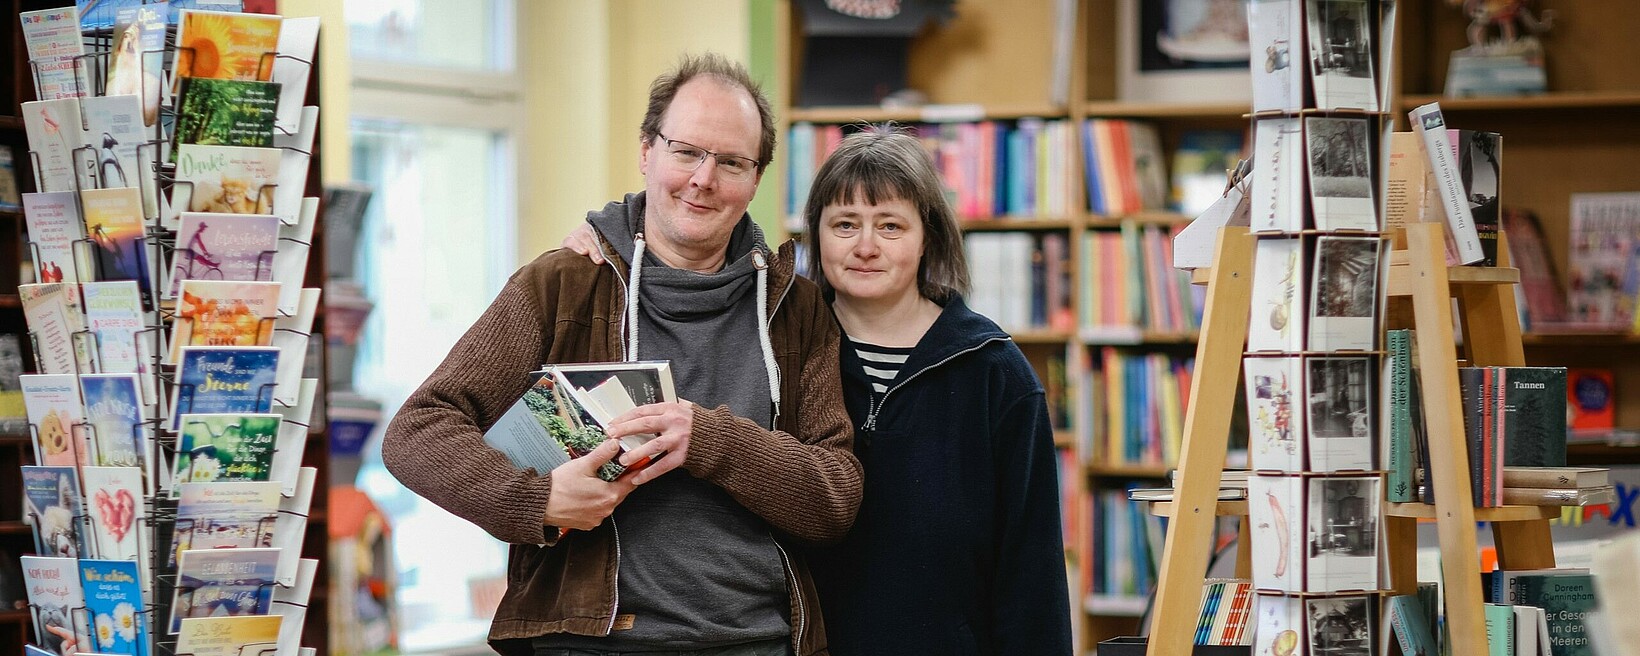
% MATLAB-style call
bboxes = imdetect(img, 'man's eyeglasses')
[655,133,760,182]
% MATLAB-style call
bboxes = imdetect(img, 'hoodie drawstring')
[625,233,645,361]
[752,249,781,421]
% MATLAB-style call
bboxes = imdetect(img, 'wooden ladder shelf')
[1143,222,1558,656]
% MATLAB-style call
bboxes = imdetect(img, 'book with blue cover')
[169,346,278,429]
[79,558,148,656]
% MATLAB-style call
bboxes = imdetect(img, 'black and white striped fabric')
[849,338,913,395]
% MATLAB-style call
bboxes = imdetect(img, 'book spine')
[1409,103,1484,264]
[1388,329,1415,501]
[1460,367,1486,507]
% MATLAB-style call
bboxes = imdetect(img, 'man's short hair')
[640,52,777,174]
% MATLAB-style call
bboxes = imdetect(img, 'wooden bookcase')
[774,0,1640,653]
[0,1,331,652]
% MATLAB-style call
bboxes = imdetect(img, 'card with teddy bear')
[168,144,281,230]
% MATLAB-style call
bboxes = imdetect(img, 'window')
[345,2,521,651]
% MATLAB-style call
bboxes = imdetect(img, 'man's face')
[639,78,763,264]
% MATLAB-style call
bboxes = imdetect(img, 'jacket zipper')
[771,536,805,652]
[860,337,1008,432]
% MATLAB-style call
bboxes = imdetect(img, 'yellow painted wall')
[277,0,752,263]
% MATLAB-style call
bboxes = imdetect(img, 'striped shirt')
[848,338,913,395]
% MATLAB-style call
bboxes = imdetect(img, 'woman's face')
[818,194,925,305]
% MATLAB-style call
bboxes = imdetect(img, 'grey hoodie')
[536,192,791,649]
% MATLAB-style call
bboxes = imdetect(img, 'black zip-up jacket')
[808,295,1073,655]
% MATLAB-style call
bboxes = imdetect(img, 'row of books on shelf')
[783,120,1246,224]
[1077,349,1193,469]
[1506,195,1640,334]
[1081,223,1204,337]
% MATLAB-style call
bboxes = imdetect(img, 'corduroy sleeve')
[683,285,863,544]
[380,265,557,546]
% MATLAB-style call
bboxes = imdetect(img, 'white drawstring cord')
[625,233,645,361]
[753,249,781,420]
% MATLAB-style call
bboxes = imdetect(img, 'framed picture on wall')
[1117,0,1253,103]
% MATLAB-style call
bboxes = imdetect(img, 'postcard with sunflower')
[78,558,149,656]
[171,9,281,93]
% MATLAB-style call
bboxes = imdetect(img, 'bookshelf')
[776,0,1640,652]
[0,1,331,652]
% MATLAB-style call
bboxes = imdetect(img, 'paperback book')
[22,466,86,559]
[1408,102,1484,265]
[1308,235,1384,352]
[171,9,282,92]
[168,280,281,362]
[79,187,154,305]
[167,213,281,297]
[22,373,87,468]
[484,361,676,482]
[171,413,281,493]
[78,373,147,469]
[1305,356,1375,472]
[78,559,148,656]
[20,555,91,655]
[79,466,146,561]
[18,7,85,100]
[22,192,86,285]
[170,481,281,567]
[169,346,279,429]
[171,78,280,159]
[19,283,89,375]
[170,547,280,633]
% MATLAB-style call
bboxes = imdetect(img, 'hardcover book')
[1308,236,1384,352]
[80,281,148,378]
[79,466,146,561]
[1387,593,1437,656]
[1245,356,1305,473]
[79,373,147,469]
[1305,475,1380,592]
[171,10,282,92]
[78,559,148,656]
[22,374,87,468]
[171,78,280,159]
[1385,329,1417,502]
[170,547,280,633]
[106,1,167,127]
[1247,237,1306,352]
[1503,571,1596,656]
[1304,358,1375,472]
[169,280,281,363]
[1499,367,1567,468]
[1502,208,1567,330]
[1250,118,1306,232]
[1249,474,1304,592]
[20,555,92,654]
[19,283,89,375]
[170,481,281,567]
[1305,117,1378,231]
[20,99,83,193]
[167,213,281,297]
[175,615,282,656]
[169,346,279,429]
[22,466,86,559]
[1453,130,1502,267]
[19,7,85,100]
[79,187,154,305]
[171,144,282,229]
[171,413,281,493]
[1304,0,1378,111]
[22,192,86,285]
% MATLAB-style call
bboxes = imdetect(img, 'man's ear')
[639,137,652,176]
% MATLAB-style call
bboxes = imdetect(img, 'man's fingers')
[577,438,623,469]
[627,449,685,486]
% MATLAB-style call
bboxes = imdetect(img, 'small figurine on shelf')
[1445,0,1557,97]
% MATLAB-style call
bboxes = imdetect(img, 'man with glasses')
[382,53,861,656]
